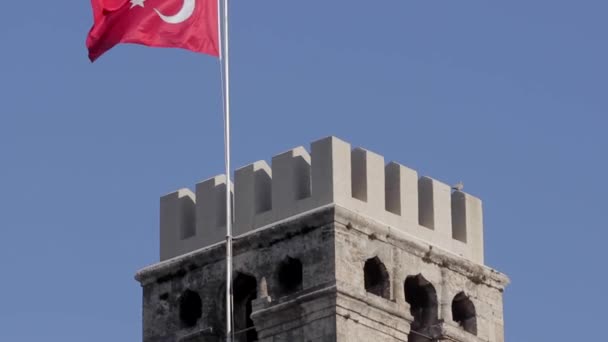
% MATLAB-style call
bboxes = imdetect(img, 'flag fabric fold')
[87,0,219,62]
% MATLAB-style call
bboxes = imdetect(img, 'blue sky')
[1,1,606,341]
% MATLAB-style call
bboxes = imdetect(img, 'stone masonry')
[135,136,509,342]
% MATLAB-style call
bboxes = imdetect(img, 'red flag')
[87,0,219,62]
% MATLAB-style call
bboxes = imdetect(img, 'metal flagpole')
[218,0,234,340]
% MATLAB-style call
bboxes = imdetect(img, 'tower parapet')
[160,136,485,264]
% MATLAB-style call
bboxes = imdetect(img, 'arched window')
[404,274,439,342]
[179,289,202,328]
[277,256,303,295]
[363,256,390,299]
[233,273,258,342]
[452,292,477,335]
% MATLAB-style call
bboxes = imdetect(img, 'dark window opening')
[277,256,303,295]
[234,273,258,342]
[179,289,202,328]
[363,256,390,299]
[404,275,439,342]
[452,292,477,335]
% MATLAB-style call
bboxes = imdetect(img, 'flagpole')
[219,0,234,341]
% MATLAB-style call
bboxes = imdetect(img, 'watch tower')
[135,136,509,342]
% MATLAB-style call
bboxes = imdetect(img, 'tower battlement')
[161,136,484,264]
[143,136,507,342]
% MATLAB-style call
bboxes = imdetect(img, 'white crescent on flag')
[154,0,196,24]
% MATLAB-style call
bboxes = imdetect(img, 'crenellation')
[451,191,468,243]
[234,160,272,236]
[311,136,352,204]
[351,147,386,213]
[159,136,486,264]
[418,176,435,229]
[271,146,311,213]
[159,189,196,261]
[384,162,419,223]
[195,175,232,247]
[418,176,453,237]
[351,148,367,202]
[451,191,485,264]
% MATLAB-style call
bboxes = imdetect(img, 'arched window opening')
[404,275,439,342]
[363,256,390,299]
[452,292,477,335]
[234,273,258,342]
[179,289,202,328]
[277,256,303,295]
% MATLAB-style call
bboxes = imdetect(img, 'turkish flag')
[87,0,219,62]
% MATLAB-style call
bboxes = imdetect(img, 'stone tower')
[135,137,509,342]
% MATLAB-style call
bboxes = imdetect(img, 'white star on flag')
[130,0,146,8]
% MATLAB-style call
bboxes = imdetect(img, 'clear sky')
[1,1,606,341]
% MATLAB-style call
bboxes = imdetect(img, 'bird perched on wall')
[452,181,464,191]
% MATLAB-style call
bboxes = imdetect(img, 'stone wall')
[138,208,336,342]
[137,206,508,342]
[333,206,507,342]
